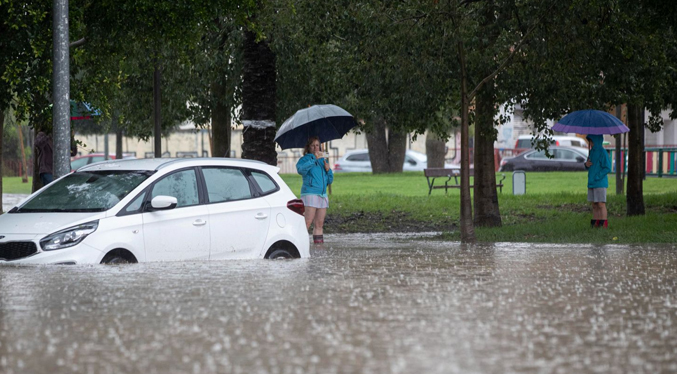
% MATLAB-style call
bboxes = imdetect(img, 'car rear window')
[15,171,152,213]
[70,157,89,170]
[250,171,279,195]
[202,167,252,203]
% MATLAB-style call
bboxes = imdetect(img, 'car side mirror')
[575,156,585,162]
[149,195,178,211]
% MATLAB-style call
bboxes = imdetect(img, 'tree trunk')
[153,62,162,158]
[366,119,389,173]
[457,41,475,242]
[473,82,501,227]
[365,118,407,173]
[32,143,41,193]
[425,132,446,168]
[115,115,123,159]
[614,106,623,195]
[241,30,277,166]
[211,80,231,157]
[626,104,645,216]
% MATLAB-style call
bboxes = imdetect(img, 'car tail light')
[555,140,560,146]
[287,199,305,216]
[500,158,508,166]
[514,140,519,149]
[334,163,342,171]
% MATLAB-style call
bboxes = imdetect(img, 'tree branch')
[69,37,86,48]
[468,1,557,100]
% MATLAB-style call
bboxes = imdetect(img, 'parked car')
[514,135,588,149]
[0,158,309,265]
[499,146,589,172]
[333,149,458,172]
[70,153,136,171]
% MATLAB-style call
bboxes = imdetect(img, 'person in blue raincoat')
[296,136,333,244]
[585,134,612,228]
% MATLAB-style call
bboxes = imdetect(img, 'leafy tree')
[270,1,450,173]
[510,0,677,217]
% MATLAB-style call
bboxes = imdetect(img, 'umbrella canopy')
[553,109,629,135]
[274,104,359,150]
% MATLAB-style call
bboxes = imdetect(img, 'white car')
[333,149,458,172]
[514,135,588,149]
[0,158,309,265]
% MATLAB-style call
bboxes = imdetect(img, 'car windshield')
[15,170,153,213]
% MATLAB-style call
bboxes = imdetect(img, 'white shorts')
[301,195,329,209]
[588,188,607,203]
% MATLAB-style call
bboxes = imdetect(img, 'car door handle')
[255,213,268,220]
[193,219,207,226]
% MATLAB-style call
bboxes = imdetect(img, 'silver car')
[333,149,458,172]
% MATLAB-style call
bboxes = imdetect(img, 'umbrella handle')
[324,141,332,195]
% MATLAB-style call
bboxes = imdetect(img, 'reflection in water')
[0,234,676,374]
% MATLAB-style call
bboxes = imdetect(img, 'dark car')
[499,146,589,172]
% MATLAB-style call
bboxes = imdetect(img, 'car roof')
[77,157,279,173]
[517,134,587,141]
[523,146,588,154]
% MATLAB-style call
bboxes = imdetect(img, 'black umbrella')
[274,104,359,150]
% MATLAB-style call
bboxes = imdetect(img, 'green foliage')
[270,1,451,136]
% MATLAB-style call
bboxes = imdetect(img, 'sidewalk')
[2,194,29,212]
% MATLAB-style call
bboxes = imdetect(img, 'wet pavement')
[2,194,28,212]
[1,233,676,374]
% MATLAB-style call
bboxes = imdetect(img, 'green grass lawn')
[2,177,32,194]
[281,171,677,244]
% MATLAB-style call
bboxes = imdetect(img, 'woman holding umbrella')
[554,109,627,229]
[296,136,333,244]
[585,134,612,228]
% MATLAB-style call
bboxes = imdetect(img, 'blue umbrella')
[274,104,359,150]
[553,109,629,135]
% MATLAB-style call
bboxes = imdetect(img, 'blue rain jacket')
[585,134,611,189]
[296,154,334,195]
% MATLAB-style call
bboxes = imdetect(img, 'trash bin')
[513,170,526,195]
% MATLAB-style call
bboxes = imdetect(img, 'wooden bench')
[424,168,506,195]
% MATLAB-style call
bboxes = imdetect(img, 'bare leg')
[591,203,598,220]
[600,202,607,220]
[304,207,317,231]
[313,208,327,236]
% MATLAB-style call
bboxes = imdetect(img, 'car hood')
[0,212,104,235]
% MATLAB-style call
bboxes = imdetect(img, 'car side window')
[151,169,199,208]
[251,171,278,195]
[526,150,548,159]
[347,153,369,161]
[124,191,146,213]
[202,168,252,203]
[91,156,105,163]
[556,149,577,160]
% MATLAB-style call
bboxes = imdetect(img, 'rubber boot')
[601,220,608,228]
[591,219,596,228]
[313,235,324,244]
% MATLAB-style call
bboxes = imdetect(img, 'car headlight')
[40,220,99,251]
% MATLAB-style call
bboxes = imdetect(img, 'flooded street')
[1,233,676,374]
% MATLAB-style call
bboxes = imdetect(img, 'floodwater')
[1,233,676,374]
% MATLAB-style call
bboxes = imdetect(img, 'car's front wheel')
[267,248,295,260]
[100,249,137,264]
